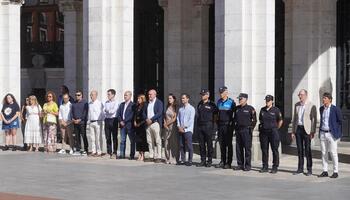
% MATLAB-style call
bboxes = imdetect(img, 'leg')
[104,119,112,155]
[60,126,66,150]
[81,124,89,152]
[205,125,214,163]
[90,122,97,154]
[50,125,57,152]
[320,132,329,172]
[270,129,280,169]
[11,128,17,149]
[226,126,233,166]
[74,124,82,152]
[128,128,136,158]
[153,123,162,159]
[119,127,127,157]
[164,129,170,161]
[259,132,269,169]
[218,126,226,164]
[326,132,339,173]
[295,127,305,171]
[112,118,118,154]
[5,131,11,146]
[67,124,74,150]
[178,133,185,162]
[95,122,102,154]
[235,131,244,167]
[304,131,312,172]
[243,129,252,169]
[185,132,193,162]
[146,126,154,159]
[198,126,206,162]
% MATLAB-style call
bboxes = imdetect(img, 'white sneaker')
[72,151,81,156]
[69,149,74,155]
[58,149,66,154]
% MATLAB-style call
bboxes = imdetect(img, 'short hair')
[76,90,83,96]
[299,89,308,96]
[125,91,132,96]
[322,92,332,100]
[107,89,116,95]
[181,93,190,99]
[61,85,69,94]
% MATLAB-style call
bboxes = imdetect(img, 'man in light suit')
[117,91,135,159]
[318,92,343,178]
[145,89,164,163]
[291,89,317,176]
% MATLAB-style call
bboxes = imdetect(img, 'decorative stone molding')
[193,0,213,6]
[58,0,82,12]
[1,0,24,5]
[158,0,168,8]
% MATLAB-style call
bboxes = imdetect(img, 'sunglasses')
[75,94,82,96]
[47,95,53,98]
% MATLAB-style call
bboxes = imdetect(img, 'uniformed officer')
[215,86,235,169]
[232,93,257,171]
[258,95,283,174]
[196,89,218,167]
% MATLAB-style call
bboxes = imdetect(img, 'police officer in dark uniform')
[215,86,235,169]
[258,95,283,174]
[196,89,218,167]
[232,93,257,171]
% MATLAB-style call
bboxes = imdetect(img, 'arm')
[336,106,343,126]
[291,104,297,134]
[117,104,123,122]
[150,101,163,122]
[184,107,196,133]
[124,104,135,123]
[310,105,317,134]
[251,109,257,129]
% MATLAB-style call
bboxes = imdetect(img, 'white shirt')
[123,100,130,120]
[177,103,196,133]
[104,99,119,119]
[147,98,156,119]
[88,99,104,121]
[297,103,305,125]
[321,105,330,131]
[59,102,72,122]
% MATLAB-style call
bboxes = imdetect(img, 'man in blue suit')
[318,92,343,178]
[145,89,164,163]
[117,91,135,159]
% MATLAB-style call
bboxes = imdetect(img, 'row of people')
[0,86,343,178]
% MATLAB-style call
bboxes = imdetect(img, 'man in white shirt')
[104,89,119,159]
[58,94,74,154]
[88,90,104,156]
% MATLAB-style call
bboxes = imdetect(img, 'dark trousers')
[198,124,214,163]
[296,126,312,171]
[104,118,118,155]
[73,123,88,152]
[120,126,136,158]
[259,128,280,169]
[236,128,252,169]
[179,131,193,162]
[218,124,233,165]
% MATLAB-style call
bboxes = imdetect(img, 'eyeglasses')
[47,95,53,98]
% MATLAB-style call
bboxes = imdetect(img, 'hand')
[146,119,152,126]
[178,127,185,133]
[120,121,125,127]
[310,132,315,139]
[164,124,169,130]
[291,133,295,141]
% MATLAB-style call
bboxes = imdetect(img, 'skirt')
[2,118,20,130]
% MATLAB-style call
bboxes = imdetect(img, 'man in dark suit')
[145,89,164,163]
[117,91,135,159]
[318,92,343,179]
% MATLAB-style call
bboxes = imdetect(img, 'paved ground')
[0,151,349,200]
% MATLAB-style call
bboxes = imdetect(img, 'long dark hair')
[166,93,177,112]
[2,93,18,106]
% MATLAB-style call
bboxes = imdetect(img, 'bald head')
[90,90,98,101]
[124,91,132,102]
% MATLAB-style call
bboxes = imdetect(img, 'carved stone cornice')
[58,0,83,12]
[193,0,213,6]
[1,0,24,5]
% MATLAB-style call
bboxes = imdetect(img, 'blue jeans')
[179,131,193,162]
[120,127,136,158]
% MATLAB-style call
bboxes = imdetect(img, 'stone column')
[59,0,83,94]
[83,0,133,102]
[215,0,276,161]
[0,0,22,145]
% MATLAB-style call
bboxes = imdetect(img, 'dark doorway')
[208,3,215,101]
[134,0,164,101]
[275,0,285,115]
[337,0,350,140]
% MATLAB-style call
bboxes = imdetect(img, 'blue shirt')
[177,103,196,133]
[217,97,235,122]
[72,99,89,124]
[321,105,330,131]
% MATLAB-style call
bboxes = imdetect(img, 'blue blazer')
[319,105,343,139]
[144,99,164,127]
[117,101,135,129]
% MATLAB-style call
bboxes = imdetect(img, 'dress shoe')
[223,164,231,169]
[259,168,268,173]
[318,171,328,177]
[243,167,251,171]
[293,170,303,175]
[154,159,162,163]
[270,168,278,174]
[185,162,193,166]
[305,171,312,176]
[215,162,224,168]
[232,166,244,171]
[330,173,338,178]
[206,162,212,168]
[196,161,206,167]
[176,161,185,165]
[129,157,135,160]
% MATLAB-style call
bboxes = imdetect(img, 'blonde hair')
[29,95,38,106]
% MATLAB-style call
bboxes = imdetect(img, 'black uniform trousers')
[73,123,88,152]
[236,127,252,169]
[198,123,214,163]
[295,125,312,171]
[218,123,233,165]
[104,118,118,155]
[259,128,280,169]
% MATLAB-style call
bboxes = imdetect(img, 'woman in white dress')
[24,95,42,152]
